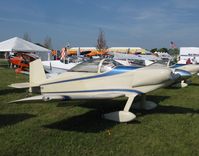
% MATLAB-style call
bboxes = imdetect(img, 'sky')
[0,0,199,50]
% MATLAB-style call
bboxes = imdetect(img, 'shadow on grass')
[145,95,170,103]
[56,95,170,111]
[44,96,170,133]
[44,110,118,133]
[137,105,199,117]
[0,113,36,128]
[46,98,142,132]
[188,83,199,87]
[0,88,27,95]
[44,103,199,133]
[133,95,199,116]
[0,64,9,69]
[57,99,126,112]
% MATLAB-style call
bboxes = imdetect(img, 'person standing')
[186,58,192,64]
[191,57,197,64]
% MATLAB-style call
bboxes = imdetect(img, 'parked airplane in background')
[10,59,180,122]
[42,49,92,75]
[8,53,39,74]
[170,63,199,75]
[42,60,79,74]
[113,53,197,87]
[168,61,199,87]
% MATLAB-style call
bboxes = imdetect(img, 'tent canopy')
[0,37,50,52]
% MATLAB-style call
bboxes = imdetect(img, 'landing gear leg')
[103,94,137,122]
[133,94,157,110]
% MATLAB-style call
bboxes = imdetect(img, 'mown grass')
[0,62,198,156]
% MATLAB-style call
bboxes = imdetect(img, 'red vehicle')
[9,53,39,74]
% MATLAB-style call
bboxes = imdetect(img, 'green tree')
[150,48,158,53]
[158,48,168,52]
[168,48,179,63]
[168,48,179,56]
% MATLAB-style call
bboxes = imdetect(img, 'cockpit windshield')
[128,59,146,67]
[69,59,122,73]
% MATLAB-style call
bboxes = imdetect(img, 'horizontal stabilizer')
[8,82,29,88]
[10,95,44,103]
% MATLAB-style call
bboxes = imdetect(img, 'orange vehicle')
[66,49,108,57]
[86,50,108,57]
[9,53,39,74]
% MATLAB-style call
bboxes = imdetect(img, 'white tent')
[0,37,51,60]
[179,47,199,64]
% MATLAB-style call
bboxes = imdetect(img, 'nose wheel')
[133,94,157,110]
[103,93,158,122]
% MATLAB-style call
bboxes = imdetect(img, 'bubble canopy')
[70,59,122,73]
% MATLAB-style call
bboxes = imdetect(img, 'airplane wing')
[10,93,126,103]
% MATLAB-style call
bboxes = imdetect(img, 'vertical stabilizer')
[30,59,46,87]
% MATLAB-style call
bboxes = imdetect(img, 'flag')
[170,41,176,49]
[60,48,66,60]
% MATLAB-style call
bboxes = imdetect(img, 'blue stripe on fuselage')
[174,69,192,77]
[42,66,140,86]
[42,88,143,95]
[170,64,187,68]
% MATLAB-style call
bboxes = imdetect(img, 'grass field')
[0,60,199,156]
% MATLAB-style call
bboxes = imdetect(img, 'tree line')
[23,32,53,50]
[23,30,179,56]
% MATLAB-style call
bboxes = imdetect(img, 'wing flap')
[66,93,125,100]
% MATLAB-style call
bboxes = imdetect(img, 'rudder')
[29,59,46,87]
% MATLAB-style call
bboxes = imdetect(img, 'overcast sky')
[0,0,199,50]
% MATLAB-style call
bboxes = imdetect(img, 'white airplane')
[168,62,199,87]
[42,60,79,76]
[42,50,91,75]
[113,52,199,74]
[170,63,199,75]
[11,58,180,122]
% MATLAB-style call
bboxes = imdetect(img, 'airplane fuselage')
[39,65,173,97]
